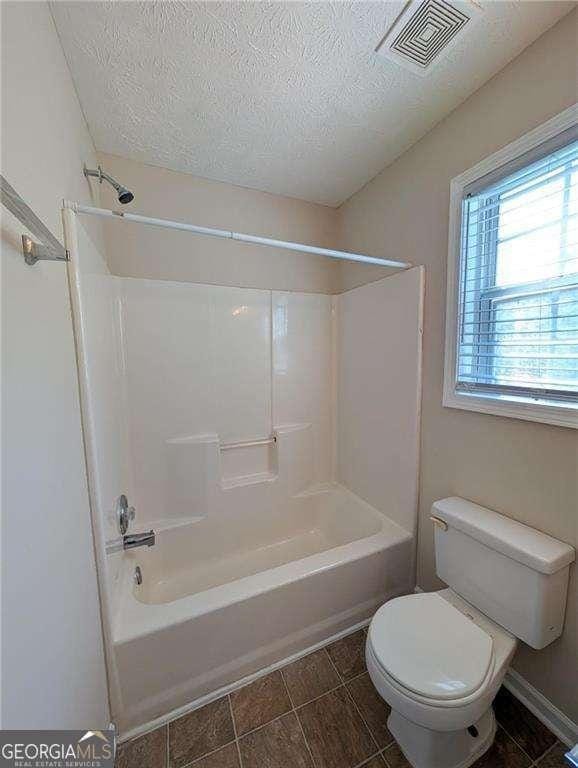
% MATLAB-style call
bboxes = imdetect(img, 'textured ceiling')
[51,1,574,206]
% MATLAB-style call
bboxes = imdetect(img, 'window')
[444,108,578,428]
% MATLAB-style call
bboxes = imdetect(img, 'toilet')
[366,497,575,768]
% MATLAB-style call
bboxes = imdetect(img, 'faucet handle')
[116,494,136,535]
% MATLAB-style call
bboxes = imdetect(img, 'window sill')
[443,388,578,429]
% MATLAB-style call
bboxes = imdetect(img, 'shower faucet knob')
[116,494,136,535]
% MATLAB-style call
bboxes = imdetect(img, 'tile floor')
[115,628,567,768]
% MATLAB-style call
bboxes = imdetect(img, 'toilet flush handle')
[430,515,448,532]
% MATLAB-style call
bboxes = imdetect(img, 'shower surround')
[120,281,334,532]
[65,212,423,734]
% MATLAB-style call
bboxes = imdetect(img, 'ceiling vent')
[376,0,481,75]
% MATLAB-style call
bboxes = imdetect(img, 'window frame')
[443,104,578,429]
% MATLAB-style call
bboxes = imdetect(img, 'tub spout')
[123,530,155,550]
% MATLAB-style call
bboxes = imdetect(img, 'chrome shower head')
[117,185,134,205]
[84,165,134,205]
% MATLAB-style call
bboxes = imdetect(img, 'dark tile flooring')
[115,628,568,768]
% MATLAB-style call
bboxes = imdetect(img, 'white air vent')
[377,0,481,75]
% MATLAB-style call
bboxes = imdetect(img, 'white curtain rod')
[64,201,412,270]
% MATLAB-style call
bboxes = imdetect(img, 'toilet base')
[388,707,496,768]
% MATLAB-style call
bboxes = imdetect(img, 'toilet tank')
[431,497,575,649]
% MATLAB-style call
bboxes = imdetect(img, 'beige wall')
[1,2,109,727]
[95,153,341,294]
[339,10,578,721]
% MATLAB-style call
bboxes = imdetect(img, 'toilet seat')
[367,593,495,705]
[366,590,517,733]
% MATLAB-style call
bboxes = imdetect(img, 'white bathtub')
[113,485,413,733]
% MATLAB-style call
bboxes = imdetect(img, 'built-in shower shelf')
[221,471,278,491]
[219,432,277,490]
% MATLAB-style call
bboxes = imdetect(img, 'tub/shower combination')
[115,486,413,732]
[64,207,423,735]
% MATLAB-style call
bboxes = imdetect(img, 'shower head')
[117,186,134,205]
[84,165,134,205]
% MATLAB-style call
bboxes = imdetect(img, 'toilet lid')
[368,593,494,701]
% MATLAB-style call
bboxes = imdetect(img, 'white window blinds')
[457,132,578,404]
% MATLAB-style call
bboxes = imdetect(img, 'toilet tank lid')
[432,497,575,575]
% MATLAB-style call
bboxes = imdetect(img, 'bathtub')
[113,485,413,734]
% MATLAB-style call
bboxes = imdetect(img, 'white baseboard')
[504,669,578,748]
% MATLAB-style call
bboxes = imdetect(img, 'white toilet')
[366,497,575,768]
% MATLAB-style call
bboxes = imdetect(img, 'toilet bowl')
[365,496,575,768]
[366,589,517,768]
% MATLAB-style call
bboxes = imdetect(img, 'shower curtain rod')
[64,201,412,270]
